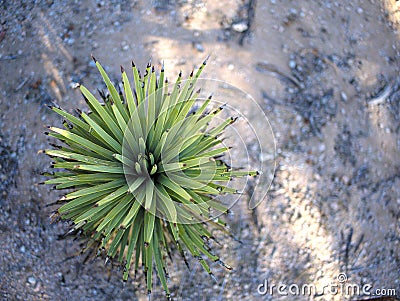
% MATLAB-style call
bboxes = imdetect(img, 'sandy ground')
[0,0,399,300]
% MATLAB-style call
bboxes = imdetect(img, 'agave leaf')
[44,173,113,186]
[147,67,157,133]
[64,178,126,200]
[123,213,143,281]
[80,85,123,142]
[155,183,177,223]
[152,227,170,296]
[96,185,129,206]
[73,200,115,224]
[113,153,135,168]
[94,60,129,122]
[48,126,115,159]
[51,106,90,131]
[96,194,132,233]
[120,199,142,229]
[184,225,219,261]
[81,112,122,153]
[58,189,114,213]
[44,149,114,166]
[121,70,136,116]
[145,236,154,293]
[111,103,128,134]
[144,199,156,245]
[71,164,124,174]
[107,228,125,257]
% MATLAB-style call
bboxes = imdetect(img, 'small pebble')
[66,38,75,45]
[194,42,204,52]
[289,60,296,69]
[27,276,36,285]
[232,22,248,33]
[340,91,348,102]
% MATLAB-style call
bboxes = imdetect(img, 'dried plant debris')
[257,50,337,137]
[334,124,357,166]
[0,132,19,199]
[25,78,54,110]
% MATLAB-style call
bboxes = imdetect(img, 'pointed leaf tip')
[203,54,210,65]
[120,65,125,73]
[131,60,136,67]
[91,54,97,63]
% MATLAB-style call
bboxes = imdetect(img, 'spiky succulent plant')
[43,56,257,298]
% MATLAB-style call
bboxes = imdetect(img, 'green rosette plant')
[43,56,257,299]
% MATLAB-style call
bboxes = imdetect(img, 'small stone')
[227,64,234,70]
[340,91,348,102]
[69,82,80,89]
[289,60,296,69]
[356,7,363,14]
[342,175,350,185]
[232,22,248,33]
[194,42,204,52]
[27,276,36,285]
[20,245,26,253]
